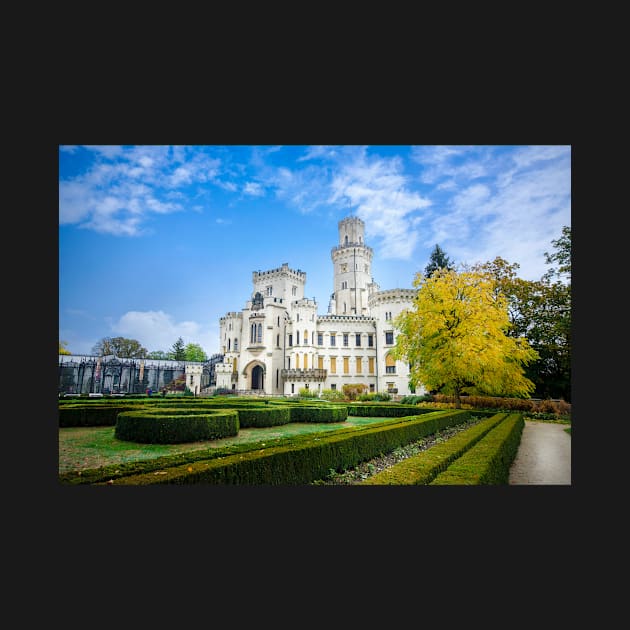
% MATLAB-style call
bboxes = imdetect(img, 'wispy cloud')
[419,146,571,280]
[243,181,265,196]
[327,148,432,259]
[59,146,223,236]
[110,310,219,355]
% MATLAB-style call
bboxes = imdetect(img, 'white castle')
[215,216,424,398]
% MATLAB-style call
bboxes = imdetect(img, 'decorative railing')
[281,368,327,381]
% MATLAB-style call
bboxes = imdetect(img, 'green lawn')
[58,415,402,475]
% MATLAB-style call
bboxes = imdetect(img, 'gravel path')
[310,418,484,485]
[508,420,571,485]
[310,417,571,485]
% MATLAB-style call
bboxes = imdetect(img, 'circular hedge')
[115,407,239,444]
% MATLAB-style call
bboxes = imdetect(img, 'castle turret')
[330,216,374,316]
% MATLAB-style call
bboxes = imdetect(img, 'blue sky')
[59,145,571,357]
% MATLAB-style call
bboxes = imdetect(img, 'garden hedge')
[114,407,239,444]
[99,409,470,485]
[430,413,524,485]
[361,412,509,485]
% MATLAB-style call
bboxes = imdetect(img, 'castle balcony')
[281,368,327,381]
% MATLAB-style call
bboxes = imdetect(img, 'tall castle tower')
[330,216,374,316]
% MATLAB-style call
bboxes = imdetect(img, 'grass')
[58,415,407,476]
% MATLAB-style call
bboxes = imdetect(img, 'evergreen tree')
[424,244,454,278]
[170,337,186,361]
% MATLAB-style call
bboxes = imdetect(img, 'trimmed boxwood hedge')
[115,407,239,444]
[101,409,470,485]
[430,413,524,485]
[59,404,141,427]
[235,406,291,428]
[345,404,433,417]
[287,405,348,423]
[361,412,509,485]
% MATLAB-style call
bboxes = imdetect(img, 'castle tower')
[330,216,374,316]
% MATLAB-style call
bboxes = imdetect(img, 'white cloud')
[328,152,431,259]
[59,146,222,236]
[243,181,264,196]
[422,148,570,281]
[110,310,219,356]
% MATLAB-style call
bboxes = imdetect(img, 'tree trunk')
[454,390,462,409]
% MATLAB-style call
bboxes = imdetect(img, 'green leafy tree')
[147,350,170,360]
[392,267,538,408]
[424,244,455,278]
[91,336,148,358]
[59,340,71,355]
[543,225,571,282]
[184,343,208,362]
[169,337,186,361]
[474,226,571,401]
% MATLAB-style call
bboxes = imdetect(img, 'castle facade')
[215,216,423,397]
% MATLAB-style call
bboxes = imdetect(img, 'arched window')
[296,354,300,369]
[304,330,308,346]
[227,338,231,351]
[234,338,238,352]
[296,331,300,345]
[257,323,262,343]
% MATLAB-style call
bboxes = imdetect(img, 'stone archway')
[252,365,264,390]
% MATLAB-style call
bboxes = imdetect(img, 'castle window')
[234,339,238,352]
[288,334,293,347]
[296,331,300,345]
[331,383,336,390]
[292,286,297,296]
[368,334,374,347]
[330,357,337,374]
[257,323,263,343]
[385,354,396,374]
[345,235,348,245]
[368,357,375,374]
[277,317,280,327]
[304,330,308,346]
[355,333,361,346]
[276,334,280,347]
[228,338,231,351]
[343,334,349,346]
[317,333,323,346]
[330,334,336,346]
[318,356,324,369]
[356,357,362,373]
[266,286,272,296]
[291,383,295,394]
[343,357,349,374]
[385,331,394,345]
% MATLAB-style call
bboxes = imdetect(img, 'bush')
[298,387,318,398]
[320,389,345,401]
[342,383,368,401]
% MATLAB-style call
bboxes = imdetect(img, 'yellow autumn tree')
[59,340,71,355]
[392,267,538,408]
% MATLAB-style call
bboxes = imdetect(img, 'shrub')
[320,388,345,401]
[298,387,318,398]
[342,383,368,401]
